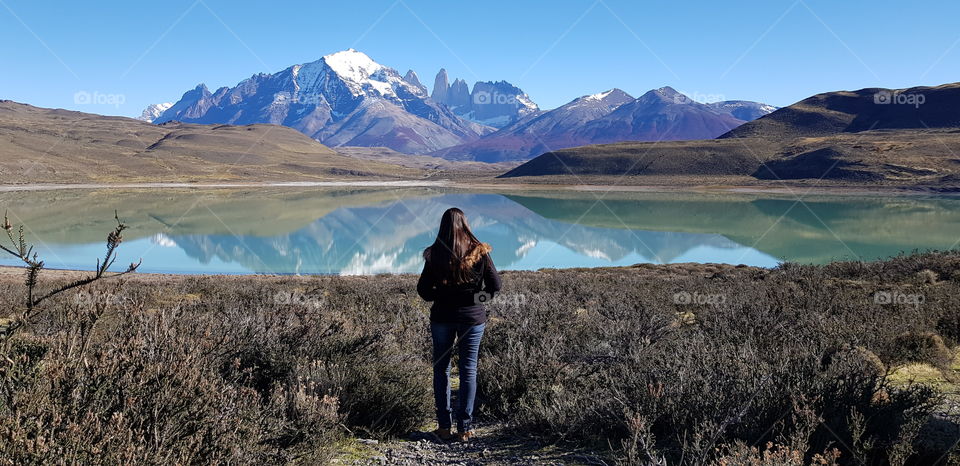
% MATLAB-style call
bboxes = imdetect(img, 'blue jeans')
[431,322,485,432]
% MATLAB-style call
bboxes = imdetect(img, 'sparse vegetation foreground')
[1,219,959,464]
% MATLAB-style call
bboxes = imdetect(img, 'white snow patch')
[366,79,395,97]
[137,102,173,122]
[151,233,177,248]
[291,64,302,93]
[340,249,421,275]
[515,240,537,256]
[584,90,614,101]
[582,248,611,260]
[323,49,383,84]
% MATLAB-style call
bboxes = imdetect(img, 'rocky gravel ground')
[916,390,960,461]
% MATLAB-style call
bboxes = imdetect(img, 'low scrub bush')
[886,332,955,369]
[0,249,958,464]
[478,252,960,465]
[0,276,433,463]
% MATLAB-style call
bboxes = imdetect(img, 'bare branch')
[32,259,141,308]
[0,209,142,339]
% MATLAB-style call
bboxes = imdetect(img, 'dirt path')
[335,422,608,465]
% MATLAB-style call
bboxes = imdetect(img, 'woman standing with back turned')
[417,207,501,443]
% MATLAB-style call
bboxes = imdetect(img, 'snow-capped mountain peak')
[137,102,173,122]
[321,49,383,82]
[705,100,779,121]
[313,49,424,99]
[147,47,774,160]
[153,49,486,154]
[433,75,539,128]
[575,88,632,106]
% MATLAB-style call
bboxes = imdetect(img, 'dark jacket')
[417,242,502,325]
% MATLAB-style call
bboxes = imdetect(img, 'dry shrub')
[478,252,960,464]
[0,276,433,464]
[1,251,959,464]
[917,270,940,285]
[716,442,841,466]
[822,345,887,379]
[887,332,955,369]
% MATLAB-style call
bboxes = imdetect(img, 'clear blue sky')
[2,0,958,117]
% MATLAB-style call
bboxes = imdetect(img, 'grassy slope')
[0,100,423,184]
[333,145,520,173]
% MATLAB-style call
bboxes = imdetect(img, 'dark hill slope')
[721,83,960,139]
[501,83,960,188]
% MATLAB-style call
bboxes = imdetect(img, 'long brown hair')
[424,208,485,284]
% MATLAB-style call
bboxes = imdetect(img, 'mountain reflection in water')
[0,188,956,274]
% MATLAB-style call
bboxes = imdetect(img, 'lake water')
[0,187,957,274]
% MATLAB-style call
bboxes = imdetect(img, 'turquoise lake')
[0,188,957,274]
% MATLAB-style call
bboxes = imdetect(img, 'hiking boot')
[456,430,475,442]
[431,428,455,441]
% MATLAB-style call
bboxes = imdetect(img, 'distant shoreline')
[0,179,956,197]
[0,262,749,281]
[0,180,450,192]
